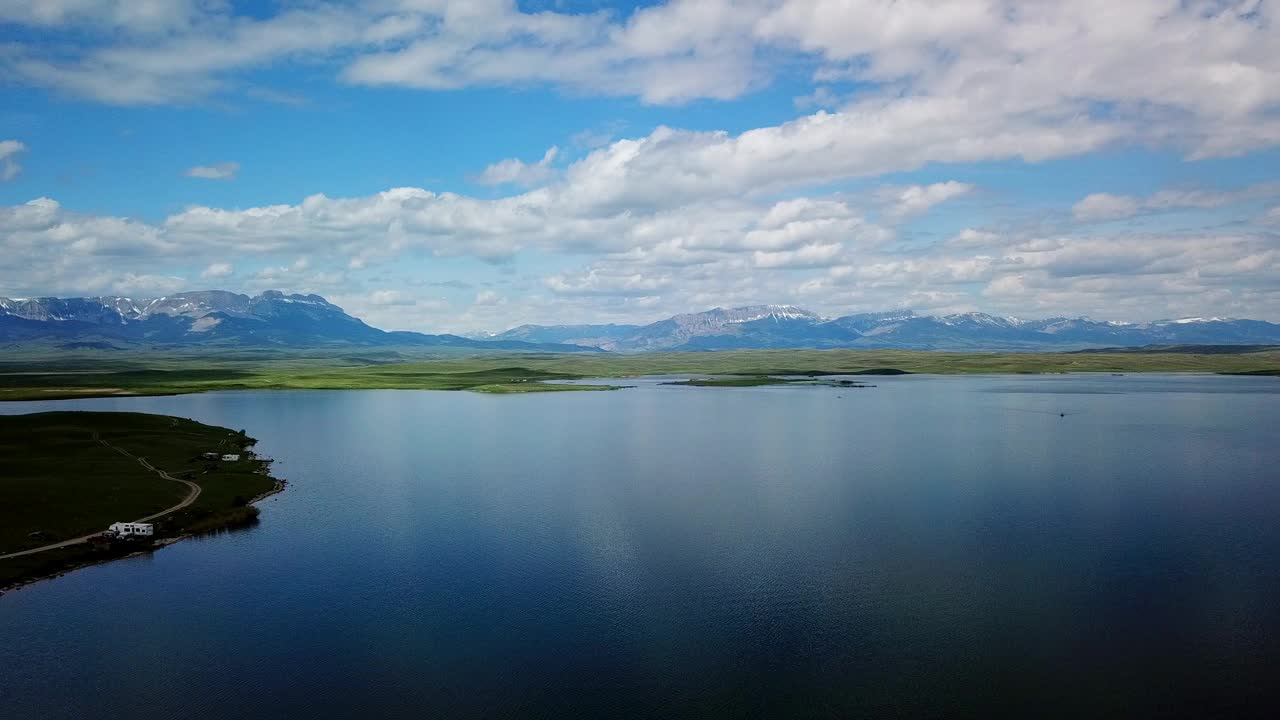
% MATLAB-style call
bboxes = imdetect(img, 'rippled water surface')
[2,375,1278,717]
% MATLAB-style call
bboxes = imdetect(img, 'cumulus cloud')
[200,262,233,279]
[476,147,558,187]
[369,289,415,306]
[185,161,239,181]
[6,159,1280,324]
[792,227,1280,321]
[1,0,1276,163]
[0,140,27,182]
[947,228,1001,248]
[879,182,974,221]
[0,0,203,33]
[1073,193,1142,222]
[551,108,1114,216]
[244,257,328,291]
[793,86,840,110]
[1,1,761,106]
[976,231,1280,320]
[340,0,764,105]
[4,0,1280,327]
[753,242,844,269]
[2,197,172,258]
[1073,183,1280,222]
[756,0,1280,158]
[108,272,187,296]
[5,4,385,105]
[546,267,672,297]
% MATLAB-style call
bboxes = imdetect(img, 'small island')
[0,412,285,591]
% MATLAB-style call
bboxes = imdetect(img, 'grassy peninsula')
[0,412,282,589]
[0,345,1275,401]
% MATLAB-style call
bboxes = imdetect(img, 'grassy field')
[0,345,1276,401]
[0,411,279,588]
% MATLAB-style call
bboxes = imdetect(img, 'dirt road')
[0,433,201,561]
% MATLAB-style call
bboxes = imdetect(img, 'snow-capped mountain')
[492,307,1280,351]
[0,290,598,351]
[717,305,820,323]
[6,293,1279,351]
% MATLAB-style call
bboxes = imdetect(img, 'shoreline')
[2,346,1277,403]
[1,368,1275,403]
[0,474,289,597]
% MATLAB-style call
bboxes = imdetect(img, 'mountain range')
[0,290,596,352]
[492,305,1280,352]
[4,292,1279,352]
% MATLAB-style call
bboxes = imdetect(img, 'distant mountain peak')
[1162,316,1234,325]
[665,305,820,326]
[0,290,600,352]
[724,305,821,323]
[5,293,1279,352]
[489,304,1280,351]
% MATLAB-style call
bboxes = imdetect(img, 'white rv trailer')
[108,522,154,537]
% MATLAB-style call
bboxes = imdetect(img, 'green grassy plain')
[0,345,1275,402]
[0,411,278,587]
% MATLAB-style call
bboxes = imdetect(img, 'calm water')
[2,375,1279,717]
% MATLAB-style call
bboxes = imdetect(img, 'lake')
[2,374,1278,717]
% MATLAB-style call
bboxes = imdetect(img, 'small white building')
[221,454,241,462]
[109,522,154,537]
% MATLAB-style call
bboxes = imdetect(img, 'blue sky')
[2,0,1279,332]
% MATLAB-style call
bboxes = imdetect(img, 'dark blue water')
[2,375,1279,718]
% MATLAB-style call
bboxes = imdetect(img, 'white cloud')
[0,140,27,182]
[185,161,239,181]
[571,125,623,151]
[2,1,759,106]
[794,86,839,110]
[752,242,844,269]
[473,290,504,306]
[341,0,764,105]
[1073,183,1280,222]
[324,291,454,333]
[7,5,388,105]
[553,107,1114,215]
[200,262,233,279]
[476,147,558,187]
[2,2,1278,327]
[369,289,415,306]
[1,0,1274,167]
[879,181,974,221]
[741,198,886,251]
[1,197,172,257]
[252,265,290,282]
[0,0,203,33]
[947,228,1001,248]
[107,272,186,296]
[756,0,1280,158]
[7,162,1280,324]
[545,267,671,297]
[1072,193,1142,222]
[1146,185,1280,210]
